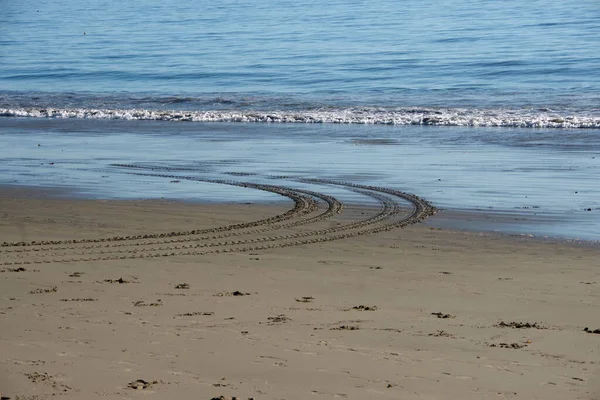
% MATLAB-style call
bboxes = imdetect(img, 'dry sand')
[1,187,599,400]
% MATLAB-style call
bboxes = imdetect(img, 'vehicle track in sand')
[0,165,436,265]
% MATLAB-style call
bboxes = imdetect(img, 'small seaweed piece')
[497,321,545,329]
[584,327,600,334]
[176,311,214,317]
[489,342,528,349]
[104,277,130,284]
[127,379,157,389]
[267,315,291,324]
[30,286,58,294]
[431,312,453,319]
[331,325,360,331]
[133,299,162,307]
[353,305,378,311]
[429,330,453,337]
[295,296,314,303]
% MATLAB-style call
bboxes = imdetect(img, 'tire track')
[1,180,318,247]
[7,188,392,260]
[1,173,338,262]
[0,180,343,254]
[0,168,436,265]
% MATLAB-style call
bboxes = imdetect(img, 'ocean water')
[1,0,600,239]
[1,0,600,124]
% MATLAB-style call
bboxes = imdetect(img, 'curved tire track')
[0,167,436,265]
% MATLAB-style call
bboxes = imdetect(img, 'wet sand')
[2,118,600,240]
[1,188,599,400]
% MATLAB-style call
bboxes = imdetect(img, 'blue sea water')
[1,0,600,124]
[1,0,600,239]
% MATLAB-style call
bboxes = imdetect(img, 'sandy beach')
[1,186,599,400]
[3,0,600,398]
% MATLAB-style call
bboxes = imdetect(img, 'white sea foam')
[1,107,599,128]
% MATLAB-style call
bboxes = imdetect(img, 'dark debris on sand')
[331,325,360,331]
[133,299,162,307]
[127,379,157,390]
[496,321,546,329]
[429,330,453,337]
[104,277,132,284]
[489,342,528,349]
[175,283,190,289]
[2,267,27,272]
[295,296,314,303]
[25,372,72,392]
[431,312,454,319]
[29,286,57,294]
[266,314,291,324]
[584,327,600,334]
[176,311,214,317]
[352,305,378,311]
[60,298,97,302]
[215,291,251,297]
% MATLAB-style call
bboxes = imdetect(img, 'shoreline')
[2,117,599,241]
[1,183,597,245]
[425,209,600,247]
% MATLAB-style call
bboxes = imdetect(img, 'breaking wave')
[1,106,600,128]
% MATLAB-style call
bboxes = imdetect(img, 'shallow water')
[1,118,599,240]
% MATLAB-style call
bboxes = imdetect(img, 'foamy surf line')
[2,107,600,128]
